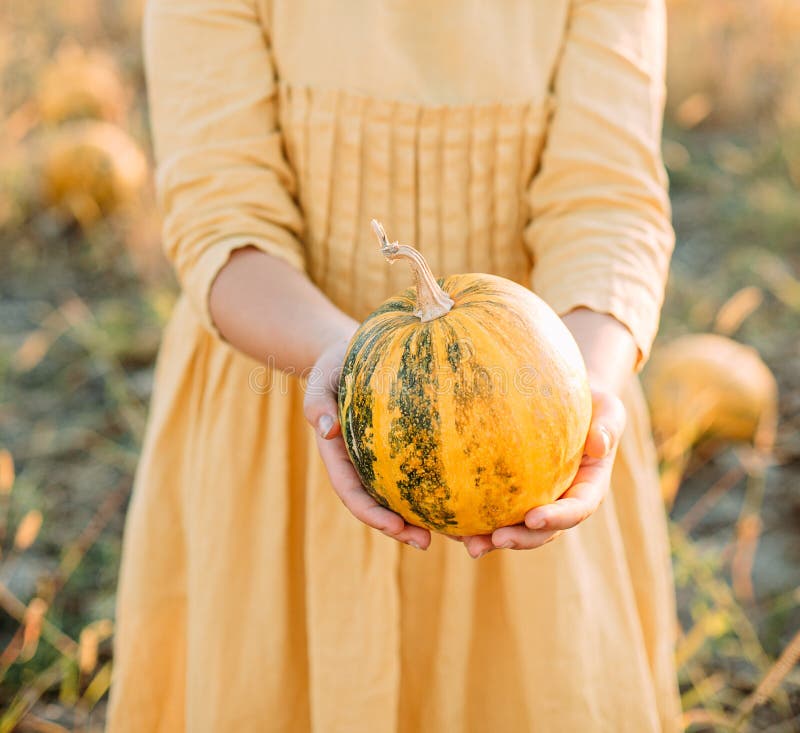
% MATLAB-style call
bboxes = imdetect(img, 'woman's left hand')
[460,388,626,558]
[458,307,636,559]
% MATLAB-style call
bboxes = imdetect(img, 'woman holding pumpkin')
[108,1,679,731]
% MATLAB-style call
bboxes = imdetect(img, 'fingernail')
[317,414,335,438]
[600,426,612,456]
[475,548,493,559]
[527,513,547,530]
[406,540,423,550]
[500,541,516,549]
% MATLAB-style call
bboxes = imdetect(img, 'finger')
[519,389,623,533]
[461,534,494,559]
[317,435,431,548]
[382,518,432,549]
[303,367,341,439]
[523,463,611,532]
[491,525,563,550]
[583,390,626,459]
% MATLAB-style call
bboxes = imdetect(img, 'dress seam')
[276,78,550,113]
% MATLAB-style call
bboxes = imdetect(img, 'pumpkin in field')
[644,333,778,504]
[40,120,147,225]
[37,42,129,125]
[337,221,592,536]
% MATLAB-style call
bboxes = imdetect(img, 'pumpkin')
[337,221,592,536]
[37,42,129,125]
[40,120,147,225]
[644,333,778,504]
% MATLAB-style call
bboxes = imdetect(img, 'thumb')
[583,390,626,459]
[303,361,343,440]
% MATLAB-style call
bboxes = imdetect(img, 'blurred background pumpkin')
[645,332,778,507]
[38,120,147,226]
[36,41,130,126]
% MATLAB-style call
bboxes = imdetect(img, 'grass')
[1,0,799,730]
[658,121,800,728]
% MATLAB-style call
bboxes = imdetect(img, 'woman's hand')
[461,389,626,558]
[460,308,637,559]
[303,336,432,551]
[210,247,430,548]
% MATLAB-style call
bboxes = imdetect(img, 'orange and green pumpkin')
[337,221,592,536]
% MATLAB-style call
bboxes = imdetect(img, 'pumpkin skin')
[338,259,592,537]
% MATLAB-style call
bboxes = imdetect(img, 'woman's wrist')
[310,320,359,366]
[561,308,638,396]
[209,246,358,373]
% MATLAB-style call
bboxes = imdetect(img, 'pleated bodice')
[278,83,553,319]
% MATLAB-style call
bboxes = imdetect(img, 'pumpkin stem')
[371,219,454,322]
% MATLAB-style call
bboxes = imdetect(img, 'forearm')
[209,247,358,373]
[561,308,638,396]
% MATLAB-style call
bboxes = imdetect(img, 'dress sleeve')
[144,0,306,336]
[524,0,673,369]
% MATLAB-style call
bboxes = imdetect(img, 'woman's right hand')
[303,335,432,551]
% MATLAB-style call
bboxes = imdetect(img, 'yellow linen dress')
[107,1,680,731]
